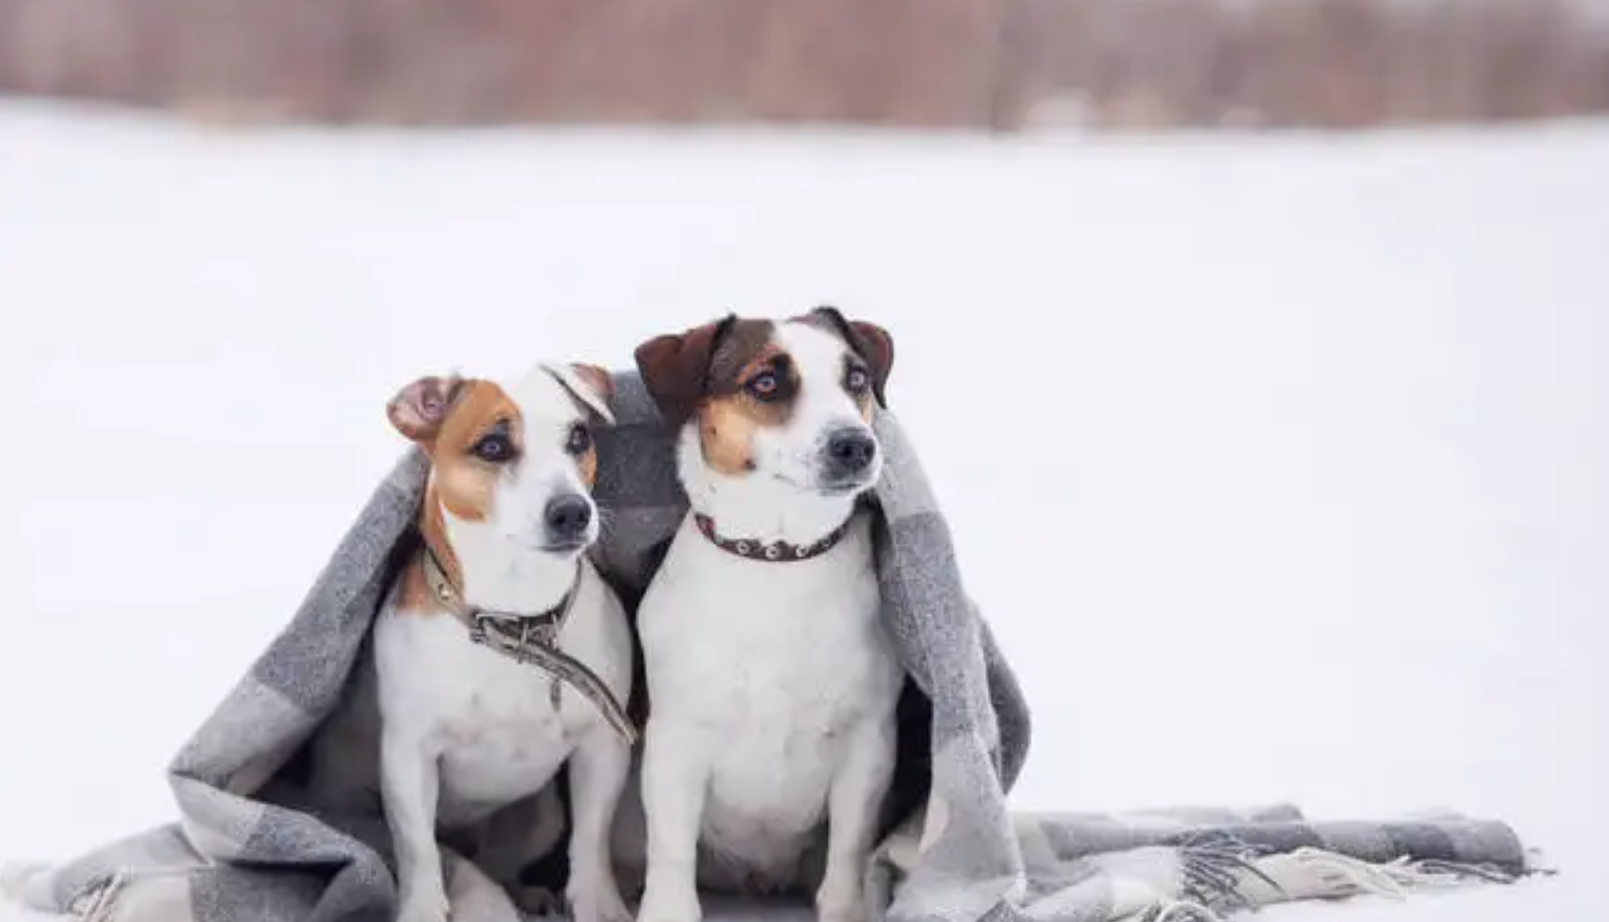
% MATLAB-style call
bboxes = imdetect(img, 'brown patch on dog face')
[635,315,781,431]
[387,377,524,613]
[573,424,600,488]
[703,320,779,393]
[634,316,737,431]
[700,398,764,475]
[396,546,446,614]
[400,480,465,618]
[427,381,523,522]
[696,334,801,476]
[578,451,598,488]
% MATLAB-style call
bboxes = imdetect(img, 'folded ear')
[387,374,465,443]
[807,305,894,406]
[542,362,617,425]
[633,314,737,429]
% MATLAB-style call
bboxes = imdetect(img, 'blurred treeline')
[1,0,1605,130]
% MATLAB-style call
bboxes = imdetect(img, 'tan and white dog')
[314,362,636,922]
[628,308,904,922]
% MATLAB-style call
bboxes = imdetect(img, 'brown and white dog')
[313,362,635,922]
[628,308,904,922]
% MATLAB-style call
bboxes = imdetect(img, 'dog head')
[635,307,893,538]
[388,361,615,606]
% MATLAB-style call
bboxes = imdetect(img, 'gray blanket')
[4,373,1541,922]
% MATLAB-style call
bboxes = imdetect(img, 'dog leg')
[444,850,524,922]
[566,732,633,922]
[815,717,897,922]
[635,724,708,922]
[383,736,450,922]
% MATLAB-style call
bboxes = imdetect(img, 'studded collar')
[692,512,850,563]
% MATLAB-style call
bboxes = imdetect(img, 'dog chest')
[642,523,892,717]
[375,575,631,823]
[639,521,901,860]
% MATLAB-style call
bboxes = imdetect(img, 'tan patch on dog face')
[400,479,466,618]
[577,438,599,488]
[394,380,523,616]
[556,415,600,488]
[697,340,797,476]
[700,398,763,476]
[428,381,523,522]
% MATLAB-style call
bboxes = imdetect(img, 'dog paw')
[815,891,868,922]
[396,890,451,922]
[817,909,868,922]
[568,884,633,922]
[634,888,702,922]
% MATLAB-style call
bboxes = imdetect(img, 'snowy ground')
[3,103,1606,920]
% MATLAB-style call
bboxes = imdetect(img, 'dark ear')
[808,306,894,406]
[633,314,737,429]
[387,374,465,443]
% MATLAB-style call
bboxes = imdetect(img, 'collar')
[693,512,851,563]
[420,543,637,745]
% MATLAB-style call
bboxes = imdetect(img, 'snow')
[3,102,1607,920]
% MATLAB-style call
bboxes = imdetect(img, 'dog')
[628,307,904,922]
[312,361,636,922]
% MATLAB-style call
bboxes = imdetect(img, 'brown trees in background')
[0,0,1605,130]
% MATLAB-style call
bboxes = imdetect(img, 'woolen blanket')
[3,372,1541,922]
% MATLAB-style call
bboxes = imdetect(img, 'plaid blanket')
[3,372,1540,922]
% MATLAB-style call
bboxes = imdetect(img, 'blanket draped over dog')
[7,373,1540,922]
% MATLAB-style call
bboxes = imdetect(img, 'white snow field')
[2,103,1606,920]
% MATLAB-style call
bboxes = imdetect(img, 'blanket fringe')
[68,872,127,922]
[1174,835,1278,912]
[1229,843,1518,907]
[1140,900,1228,922]
[1265,848,1524,897]
[1174,833,1529,916]
[0,862,121,922]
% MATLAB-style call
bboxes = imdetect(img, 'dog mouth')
[773,471,875,498]
[505,535,593,555]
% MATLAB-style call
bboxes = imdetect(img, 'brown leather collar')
[419,543,637,745]
[693,513,850,563]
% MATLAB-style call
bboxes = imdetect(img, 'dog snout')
[823,428,878,478]
[543,493,594,544]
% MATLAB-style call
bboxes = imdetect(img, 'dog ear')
[542,362,617,425]
[388,374,465,443]
[634,314,737,429]
[807,306,894,406]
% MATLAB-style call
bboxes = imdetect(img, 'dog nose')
[824,429,878,476]
[544,494,593,540]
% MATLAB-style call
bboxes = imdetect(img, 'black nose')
[544,494,593,541]
[824,429,878,476]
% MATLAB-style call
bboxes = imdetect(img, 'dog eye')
[845,366,870,394]
[746,371,780,401]
[471,433,515,463]
[565,423,592,455]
